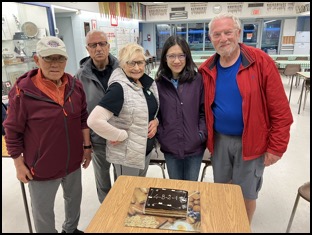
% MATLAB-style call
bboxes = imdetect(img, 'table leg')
[298,79,305,114]
[20,182,33,233]
[288,75,294,103]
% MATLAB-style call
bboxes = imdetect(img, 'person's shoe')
[61,228,84,233]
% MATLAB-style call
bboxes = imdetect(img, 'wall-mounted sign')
[91,19,97,30]
[110,15,118,26]
[169,11,188,20]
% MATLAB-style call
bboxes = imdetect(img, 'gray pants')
[92,142,116,203]
[212,132,265,200]
[28,168,82,233]
[114,151,152,178]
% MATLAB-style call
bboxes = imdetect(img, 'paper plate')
[170,221,194,231]
[21,21,38,38]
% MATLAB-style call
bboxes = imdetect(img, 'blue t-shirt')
[212,55,244,135]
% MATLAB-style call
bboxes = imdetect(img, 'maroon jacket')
[3,69,89,180]
[199,43,293,161]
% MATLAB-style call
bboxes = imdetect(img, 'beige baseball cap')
[36,36,68,59]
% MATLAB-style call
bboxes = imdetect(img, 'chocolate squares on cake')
[144,187,188,218]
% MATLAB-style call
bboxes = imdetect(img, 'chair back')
[283,64,301,76]
[295,57,308,60]
[298,181,310,202]
[200,56,210,59]
[276,57,288,60]
[305,79,310,91]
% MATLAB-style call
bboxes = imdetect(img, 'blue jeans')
[164,153,204,181]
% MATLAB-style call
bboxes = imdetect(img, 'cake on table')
[143,187,188,218]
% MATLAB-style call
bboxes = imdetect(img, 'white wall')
[283,19,297,36]
[54,11,139,75]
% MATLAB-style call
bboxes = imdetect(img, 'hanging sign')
[110,15,118,26]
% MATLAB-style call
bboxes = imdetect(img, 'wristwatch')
[83,145,92,149]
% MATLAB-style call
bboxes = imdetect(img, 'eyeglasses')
[126,60,146,67]
[87,41,108,49]
[41,56,67,63]
[166,54,186,61]
[210,29,237,40]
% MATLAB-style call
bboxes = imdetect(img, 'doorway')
[241,22,261,48]
[155,23,187,60]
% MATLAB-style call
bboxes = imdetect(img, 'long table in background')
[85,175,251,233]
[275,60,310,70]
[270,54,310,61]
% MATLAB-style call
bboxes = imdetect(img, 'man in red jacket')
[199,13,293,224]
[3,36,91,233]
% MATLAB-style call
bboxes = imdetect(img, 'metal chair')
[283,64,301,102]
[148,57,154,70]
[200,149,212,182]
[302,79,310,111]
[286,182,310,233]
[145,59,151,75]
[152,56,157,68]
[295,57,309,72]
[149,147,166,179]
[275,57,288,75]
[149,147,212,182]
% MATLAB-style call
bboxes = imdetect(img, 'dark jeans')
[164,153,203,181]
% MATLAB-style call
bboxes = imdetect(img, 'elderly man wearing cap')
[3,36,91,233]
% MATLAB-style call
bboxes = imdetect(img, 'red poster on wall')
[91,19,97,30]
[110,15,118,26]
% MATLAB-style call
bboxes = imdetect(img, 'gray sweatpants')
[92,142,116,203]
[28,168,82,233]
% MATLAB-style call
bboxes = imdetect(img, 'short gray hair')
[208,13,241,35]
[85,30,108,44]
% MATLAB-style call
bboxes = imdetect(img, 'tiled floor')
[2,74,310,233]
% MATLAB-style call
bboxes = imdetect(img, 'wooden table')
[2,136,33,233]
[296,72,310,114]
[85,175,250,233]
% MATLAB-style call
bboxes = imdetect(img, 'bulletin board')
[100,26,117,57]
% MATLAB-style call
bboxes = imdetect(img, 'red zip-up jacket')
[3,69,89,180]
[199,43,293,161]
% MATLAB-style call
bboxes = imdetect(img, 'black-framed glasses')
[87,41,108,49]
[41,56,67,63]
[166,54,186,61]
[126,60,146,67]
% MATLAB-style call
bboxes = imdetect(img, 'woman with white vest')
[87,43,159,178]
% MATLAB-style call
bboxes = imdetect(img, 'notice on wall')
[247,33,253,40]
[100,26,117,57]
[190,2,207,15]
[147,5,168,20]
